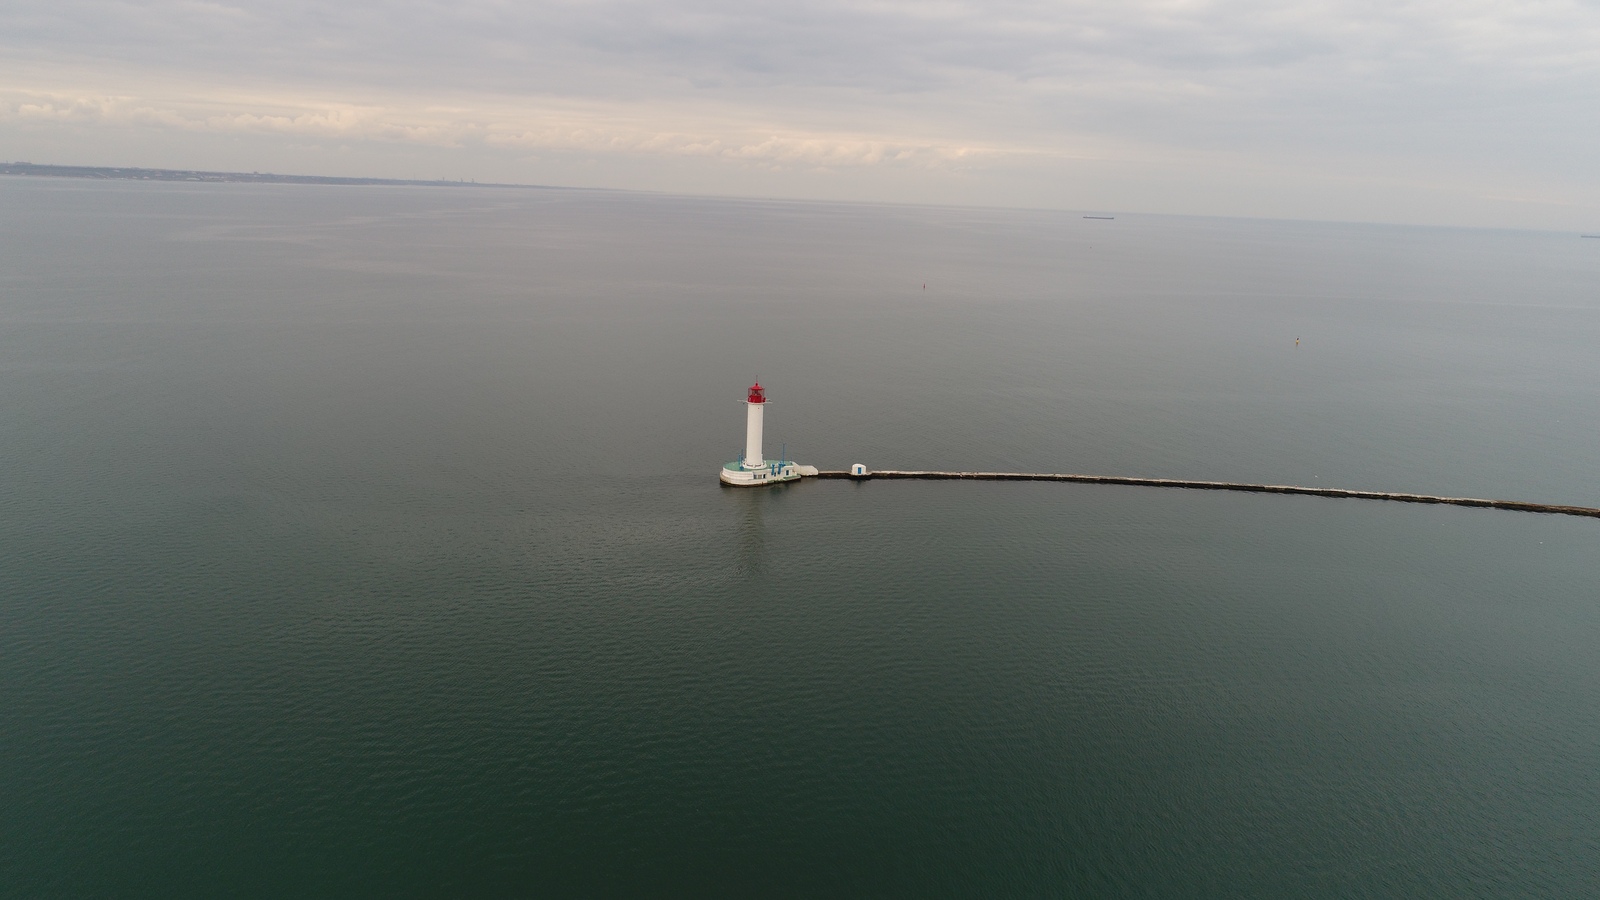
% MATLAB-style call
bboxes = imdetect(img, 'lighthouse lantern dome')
[747,383,766,403]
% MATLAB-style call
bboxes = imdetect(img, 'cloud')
[0,85,1022,173]
[483,123,1002,171]
[1,1,1597,223]
[11,2,1600,102]
[0,90,459,146]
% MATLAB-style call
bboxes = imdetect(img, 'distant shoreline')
[6,163,1596,235]
[0,162,556,190]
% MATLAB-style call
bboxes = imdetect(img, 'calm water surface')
[2,178,1598,896]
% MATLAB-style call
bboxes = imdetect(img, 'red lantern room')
[747,383,766,403]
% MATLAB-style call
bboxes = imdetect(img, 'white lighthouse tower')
[720,382,817,486]
[743,382,767,469]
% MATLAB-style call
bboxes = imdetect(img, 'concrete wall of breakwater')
[810,471,1600,520]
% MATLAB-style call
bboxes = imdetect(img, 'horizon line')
[3,161,1592,236]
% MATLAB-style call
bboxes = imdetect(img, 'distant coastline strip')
[811,471,1600,520]
[0,162,554,190]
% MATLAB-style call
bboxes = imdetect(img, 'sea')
[2,176,1598,896]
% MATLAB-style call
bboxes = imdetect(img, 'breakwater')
[812,471,1600,520]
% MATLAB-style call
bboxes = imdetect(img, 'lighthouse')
[720,382,818,486]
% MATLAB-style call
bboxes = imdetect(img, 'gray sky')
[4,0,1598,227]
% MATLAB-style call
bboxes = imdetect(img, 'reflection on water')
[725,482,770,578]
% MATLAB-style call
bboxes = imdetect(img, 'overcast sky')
[3,0,1598,227]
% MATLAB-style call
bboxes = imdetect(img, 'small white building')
[720,382,817,486]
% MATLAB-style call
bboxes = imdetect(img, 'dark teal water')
[2,178,1598,896]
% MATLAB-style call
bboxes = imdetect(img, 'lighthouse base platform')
[720,460,819,486]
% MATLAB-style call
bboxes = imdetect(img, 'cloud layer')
[3,1,1598,225]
